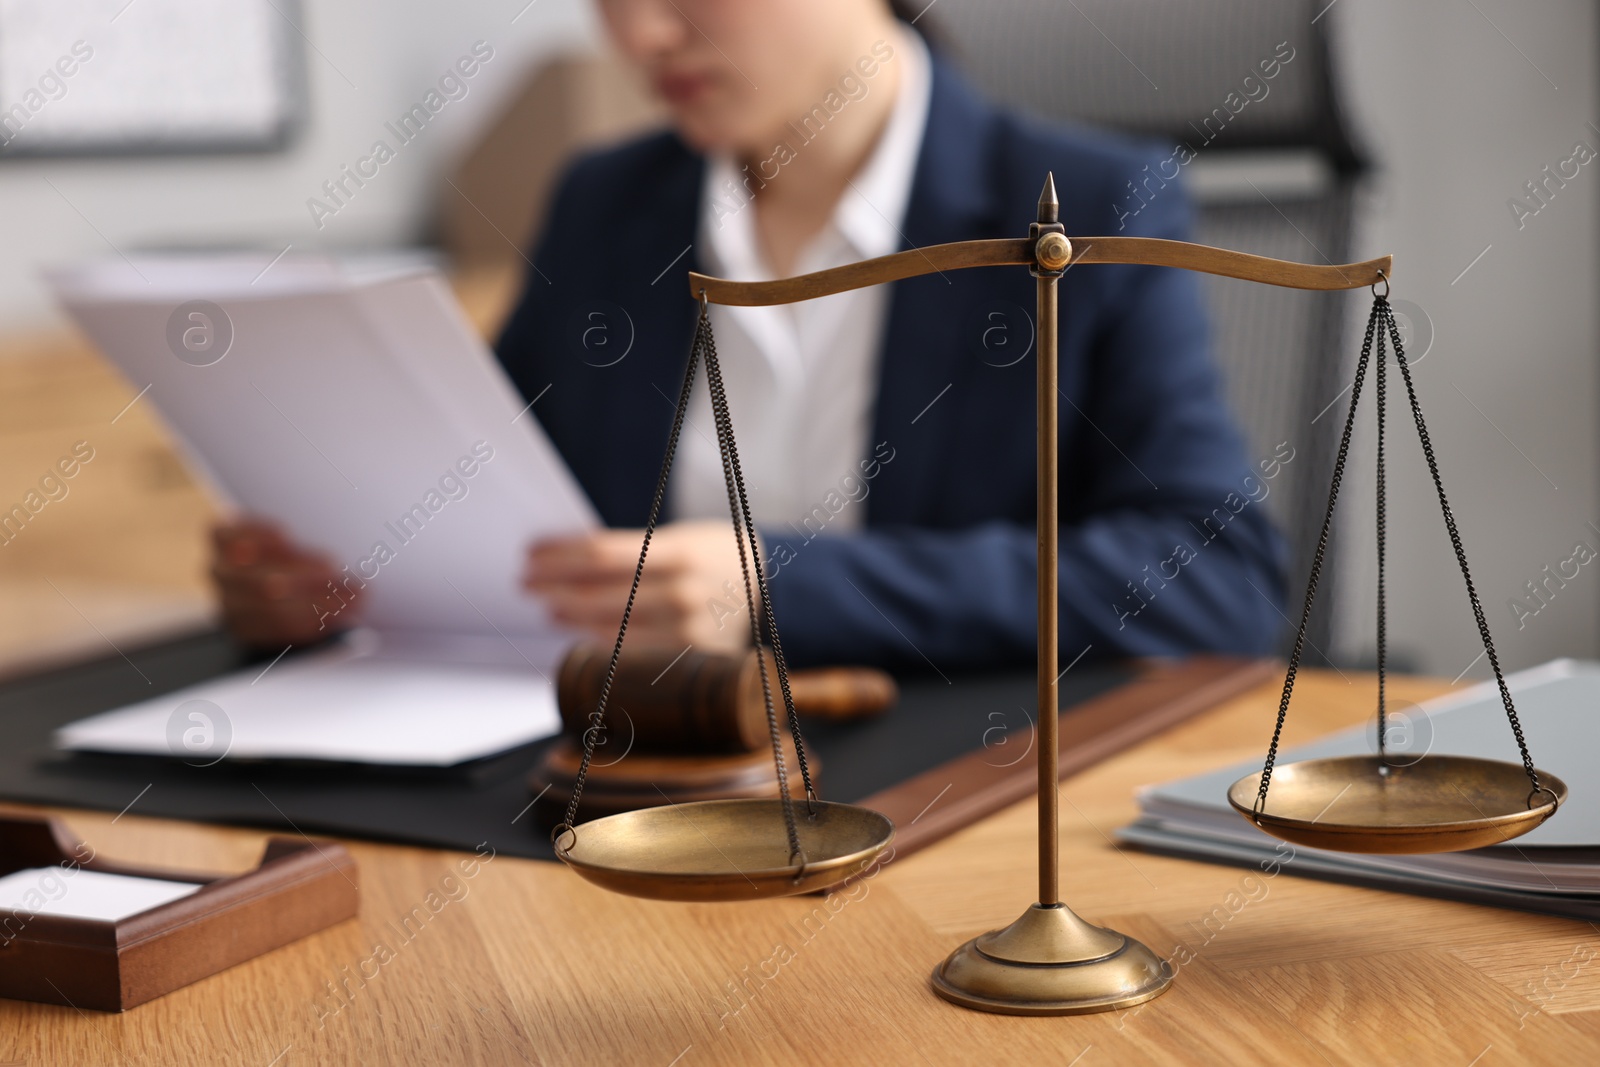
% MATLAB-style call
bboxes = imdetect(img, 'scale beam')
[689,237,1392,306]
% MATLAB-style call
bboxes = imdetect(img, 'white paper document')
[55,631,565,766]
[48,254,597,638]
[48,254,585,766]
[0,867,201,922]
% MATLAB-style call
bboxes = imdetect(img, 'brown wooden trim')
[856,657,1278,863]
[0,813,358,1011]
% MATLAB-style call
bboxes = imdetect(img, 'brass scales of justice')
[549,174,1567,1015]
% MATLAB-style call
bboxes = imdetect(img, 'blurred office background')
[0,0,1593,683]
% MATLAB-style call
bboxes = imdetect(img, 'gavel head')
[556,644,899,755]
[557,644,778,754]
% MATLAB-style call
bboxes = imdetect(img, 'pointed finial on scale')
[1033,172,1070,271]
[1038,172,1059,224]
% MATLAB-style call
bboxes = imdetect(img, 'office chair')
[937,0,1372,659]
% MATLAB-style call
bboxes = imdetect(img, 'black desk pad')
[0,631,1134,860]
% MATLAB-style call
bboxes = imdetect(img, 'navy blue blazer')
[496,58,1287,671]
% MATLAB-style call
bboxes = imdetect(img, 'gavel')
[556,643,898,753]
[527,643,897,824]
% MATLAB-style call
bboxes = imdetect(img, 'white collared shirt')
[670,28,932,531]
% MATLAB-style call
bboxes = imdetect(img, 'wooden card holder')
[0,812,358,1012]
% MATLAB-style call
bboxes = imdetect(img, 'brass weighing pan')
[1235,295,1564,859]
[1228,755,1565,854]
[555,799,894,902]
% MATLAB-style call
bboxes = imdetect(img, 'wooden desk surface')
[3,669,1596,1066]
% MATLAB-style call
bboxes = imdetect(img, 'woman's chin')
[667,106,767,159]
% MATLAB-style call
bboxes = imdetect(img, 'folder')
[1120,659,1600,919]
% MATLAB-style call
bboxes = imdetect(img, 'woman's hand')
[525,520,758,652]
[210,519,358,649]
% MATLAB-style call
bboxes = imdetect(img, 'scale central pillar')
[930,174,1174,1015]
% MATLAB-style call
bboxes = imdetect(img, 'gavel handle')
[785,667,898,720]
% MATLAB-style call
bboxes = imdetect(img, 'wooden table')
[2,669,1596,1066]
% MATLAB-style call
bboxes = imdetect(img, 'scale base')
[931,903,1173,1015]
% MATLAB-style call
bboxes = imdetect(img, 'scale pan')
[555,799,894,902]
[1228,755,1566,854]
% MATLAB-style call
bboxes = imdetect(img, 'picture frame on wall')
[0,0,305,157]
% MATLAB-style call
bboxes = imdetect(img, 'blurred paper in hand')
[48,254,597,639]
[46,255,585,767]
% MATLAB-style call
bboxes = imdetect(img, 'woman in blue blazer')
[217,0,1285,673]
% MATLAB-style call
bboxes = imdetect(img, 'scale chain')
[553,299,819,867]
[1254,298,1380,810]
[1256,292,1544,811]
[1376,313,1388,760]
[554,305,707,840]
[697,302,817,861]
[1379,299,1541,793]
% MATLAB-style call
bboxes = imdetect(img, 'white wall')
[1331,0,1599,679]
[0,0,599,332]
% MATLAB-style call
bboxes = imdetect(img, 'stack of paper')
[0,868,201,922]
[55,630,564,767]
[1119,660,1600,919]
[47,254,593,766]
